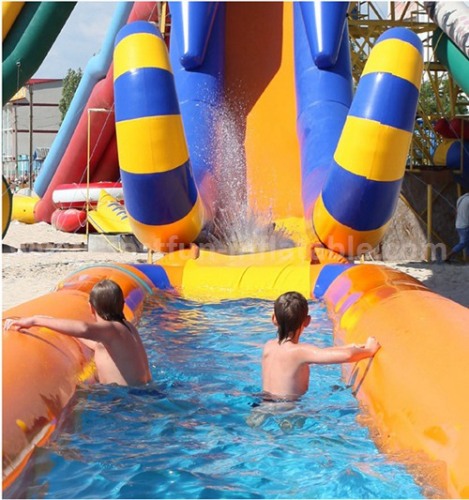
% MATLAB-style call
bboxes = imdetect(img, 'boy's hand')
[365,336,381,355]
[4,317,33,331]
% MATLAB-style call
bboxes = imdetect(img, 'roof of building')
[26,78,62,85]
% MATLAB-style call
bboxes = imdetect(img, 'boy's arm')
[79,338,99,351]
[4,315,110,343]
[298,336,380,365]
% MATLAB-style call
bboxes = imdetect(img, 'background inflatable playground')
[2,2,469,498]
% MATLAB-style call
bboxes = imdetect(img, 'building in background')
[2,78,62,181]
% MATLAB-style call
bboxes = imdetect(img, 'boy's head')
[89,279,126,322]
[273,291,310,343]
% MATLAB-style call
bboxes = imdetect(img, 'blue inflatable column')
[294,3,353,224]
[299,1,350,68]
[169,2,225,219]
[114,21,205,253]
[313,28,424,256]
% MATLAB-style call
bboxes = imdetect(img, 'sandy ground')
[2,221,469,311]
[2,221,153,311]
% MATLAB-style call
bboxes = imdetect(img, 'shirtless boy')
[4,279,151,386]
[262,291,380,399]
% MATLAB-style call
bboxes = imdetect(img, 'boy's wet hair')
[274,291,309,343]
[89,279,126,323]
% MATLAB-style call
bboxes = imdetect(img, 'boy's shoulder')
[263,338,278,351]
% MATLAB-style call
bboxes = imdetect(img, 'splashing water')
[198,98,295,255]
[201,208,295,255]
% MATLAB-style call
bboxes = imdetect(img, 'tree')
[419,76,468,117]
[59,68,82,122]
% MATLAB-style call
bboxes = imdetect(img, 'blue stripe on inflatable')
[349,73,419,132]
[114,68,180,122]
[299,1,349,68]
[126,288,148,313]
[322,161,403,231]
[122,162,198,226]
[131,264,173,290]
[114,19,162,45]
[293,2,353,218]
[314,263,354,300]
[447,140,469,170]
[168,1,220,70]
[377,27,423,53]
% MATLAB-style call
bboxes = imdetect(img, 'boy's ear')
[272,313,278,326]
[304,315,311,328]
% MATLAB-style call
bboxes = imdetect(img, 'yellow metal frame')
[86,108,112,242]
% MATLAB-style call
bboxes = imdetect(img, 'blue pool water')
[14,295,429,499]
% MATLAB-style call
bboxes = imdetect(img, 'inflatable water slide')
[426,1,469,185]
[32,2,161,224]
[2,2,161,228]
[2,2,75,234]
[2,2,76,106]
[3,3,469,497]
[426,0,469,95]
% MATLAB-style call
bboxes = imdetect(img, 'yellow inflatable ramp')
[87,190,132,234]
[158,246,321,301]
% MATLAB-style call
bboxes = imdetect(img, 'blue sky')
[34,2,118,79]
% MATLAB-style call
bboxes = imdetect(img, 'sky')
[29,1,469,80]
[34,2,118,79]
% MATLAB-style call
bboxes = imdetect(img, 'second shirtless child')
[262,291,380,400]
[4,279,151,386]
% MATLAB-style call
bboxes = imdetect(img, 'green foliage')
[59,68,82,122]
[419,77,467,117]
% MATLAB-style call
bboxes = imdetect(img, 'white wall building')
[2,78,63,180]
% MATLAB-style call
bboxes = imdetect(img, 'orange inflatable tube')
[4,252,469,497]
[320,264,469,498]
[2,264,156,490]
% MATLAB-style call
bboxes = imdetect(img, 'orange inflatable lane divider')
[322,264,469,498]
[2,264,157,490]
[2,290,96,490]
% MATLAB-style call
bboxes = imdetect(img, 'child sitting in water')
[262,291,380,400]
[4,279,151,386]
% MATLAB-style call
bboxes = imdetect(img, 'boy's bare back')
[261,291,380,399]
[262,339,310,398]
[89,319,151,386]
[4,279,152,387]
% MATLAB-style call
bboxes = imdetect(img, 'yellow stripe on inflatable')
[433,139,455,166]
[128,197,205,252]
[114,32,171,79]
[116,115,189,174]
[313,194,388,255]
[335,116,412,182]
[361,38,423,88]
[180,248,313,301]
[2,2,24,41]
[76,359,97,383]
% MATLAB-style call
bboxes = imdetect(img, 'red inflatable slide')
[34,2,160,223]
